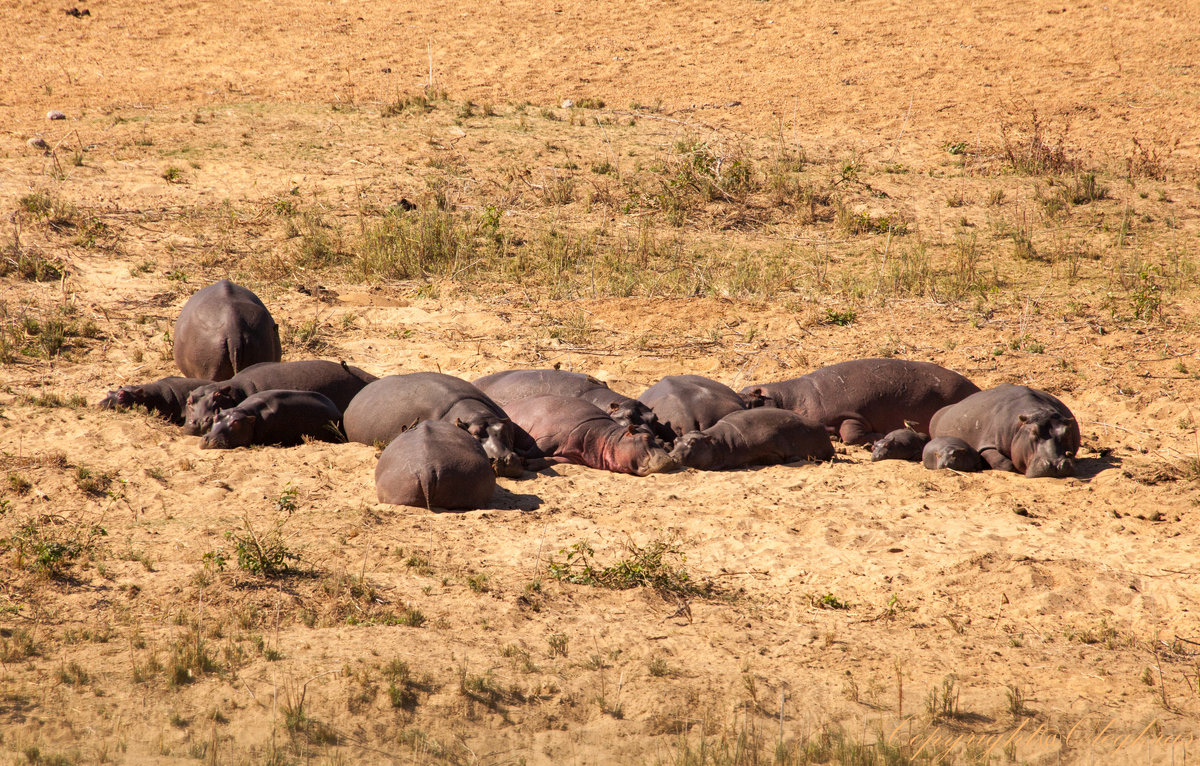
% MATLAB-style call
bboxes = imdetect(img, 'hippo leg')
[978,447,1016,473]
[837,417,880,446]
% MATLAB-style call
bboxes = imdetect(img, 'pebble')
[47,110,67,120]
[561,99,574,109]
[27,137,50,150]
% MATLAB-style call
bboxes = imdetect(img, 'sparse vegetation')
[547,538,715,598]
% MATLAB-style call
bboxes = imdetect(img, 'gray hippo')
[929,384,1079,478]
[741,359,979,445]
[502,395,677,476]
[473,368,658,431]
[183,360,376,436]
[871,424,930,462]
[669,409,833,470]
[99,376,211,425]
[173,280,281,381]
[199,390,344,449]
[922,437,984,472]
[375,421,497,510]
[343,372,525,478]
[637,375,764,444]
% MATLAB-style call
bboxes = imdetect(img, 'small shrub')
[547,538,715,598]
[1,515,107,579]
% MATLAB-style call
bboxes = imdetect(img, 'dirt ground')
[2,0,1200,764]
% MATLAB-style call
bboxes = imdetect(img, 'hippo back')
[173,280,281,381]
[671,408,833,470]
[375,421,496,509]
[345,372,508,447]
[637,375,750,442]
[474,369,656,430]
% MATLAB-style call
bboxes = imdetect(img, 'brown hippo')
[473,368,659,431]
[870,424,930,462]
[669,409,833,470]
[173,280,281,381]
[199,390,343,449]
[502,395,677,476]
[922,437,984,472]
[99,376,211,425]
[929,384,1079,478]
[375,421,497,510]
[637,375,764,444]
[183,360,376,436]
[343,373,525,478]
[741,359,979,445]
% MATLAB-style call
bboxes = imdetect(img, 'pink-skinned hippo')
[929,384,1079,478]
[343,372,526,478]
[741,358,979,445]
[922,437,984,472]
[199,390,343,449]
[374,421,497,510]
[502,395,677,476]
[669,409,833,470]
[472,368,659,432]
[870,424,930,462]
[637,375,765,444]
[173,280,281,381]
[99,376,211,425]
[183,360,376,436]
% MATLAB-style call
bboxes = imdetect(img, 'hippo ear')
[1017,414,1029,423]
[626,424,638,435]
[903,419,919,432]
[608,402,620,412]
[454,418,470,432]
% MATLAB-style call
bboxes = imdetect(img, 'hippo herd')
[99,281,1081,509]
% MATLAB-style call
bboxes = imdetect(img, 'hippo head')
[99,387,139,410]
[668,431,715,469]
[606,401,660,436]
[741,387,779,409]
[199,410,255,450]
[457,417,524,478]
[183,385,240,436]
[1010,412,1080,478]
[870,427,929,462]
[611,426,678,476]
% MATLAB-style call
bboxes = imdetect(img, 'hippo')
[183,360,376,436]
[343,372,525,478]
[922,437,984,472]
[472,368,659,431]
[929,384,1079,478]
[99,376,211,425]
[375,421,497,510]
[173,280,281,381]
[637,375,764,444]
[502,395,677,476]
[669,409,834,470]
[741,359,979,445]
[871,424,930,462]
[199,390,343,449]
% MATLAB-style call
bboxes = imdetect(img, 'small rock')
[561,99,574,109]
[47,110,66,120]
[27,137,50,151]
[65,7,90,17]
[726,100,741,107]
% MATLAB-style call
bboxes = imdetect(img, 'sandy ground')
[2,1,1200,764]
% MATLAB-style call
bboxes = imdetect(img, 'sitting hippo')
[670,409,834,470]
[199,390,343,449]
[99,376,211,425]
[375,421,497,510]
[173,280,281,381]
[183,360,376,436]
[502,395,677,476]
[871,424,930,462]
[473,368,659,432]
[922,437,983,472]
[343,372,525,478]
[929,384,1079,478]
[741,358,979,445]
[637,375,764,444]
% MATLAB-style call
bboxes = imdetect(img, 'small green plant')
[162,166,184,183]
[811,592,850,610]
[1,515,107,579]
[823,308,856,326]
[547,537,714,598]
[547,633,569,658]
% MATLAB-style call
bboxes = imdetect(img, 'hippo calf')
[503,395,677,476]
[922,437,983,472]
[99,376,211,425]
[344,372,525,478]
[184,360,376,436]
[375,421,497,510]
[741,358,979,445]
[871,425,930,462]
[670,409,833,470]
[174,280,281,381]
[199,390,343,449]
[637,375,763,444]
[929,384,1079,478]
[473,368,659,431]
